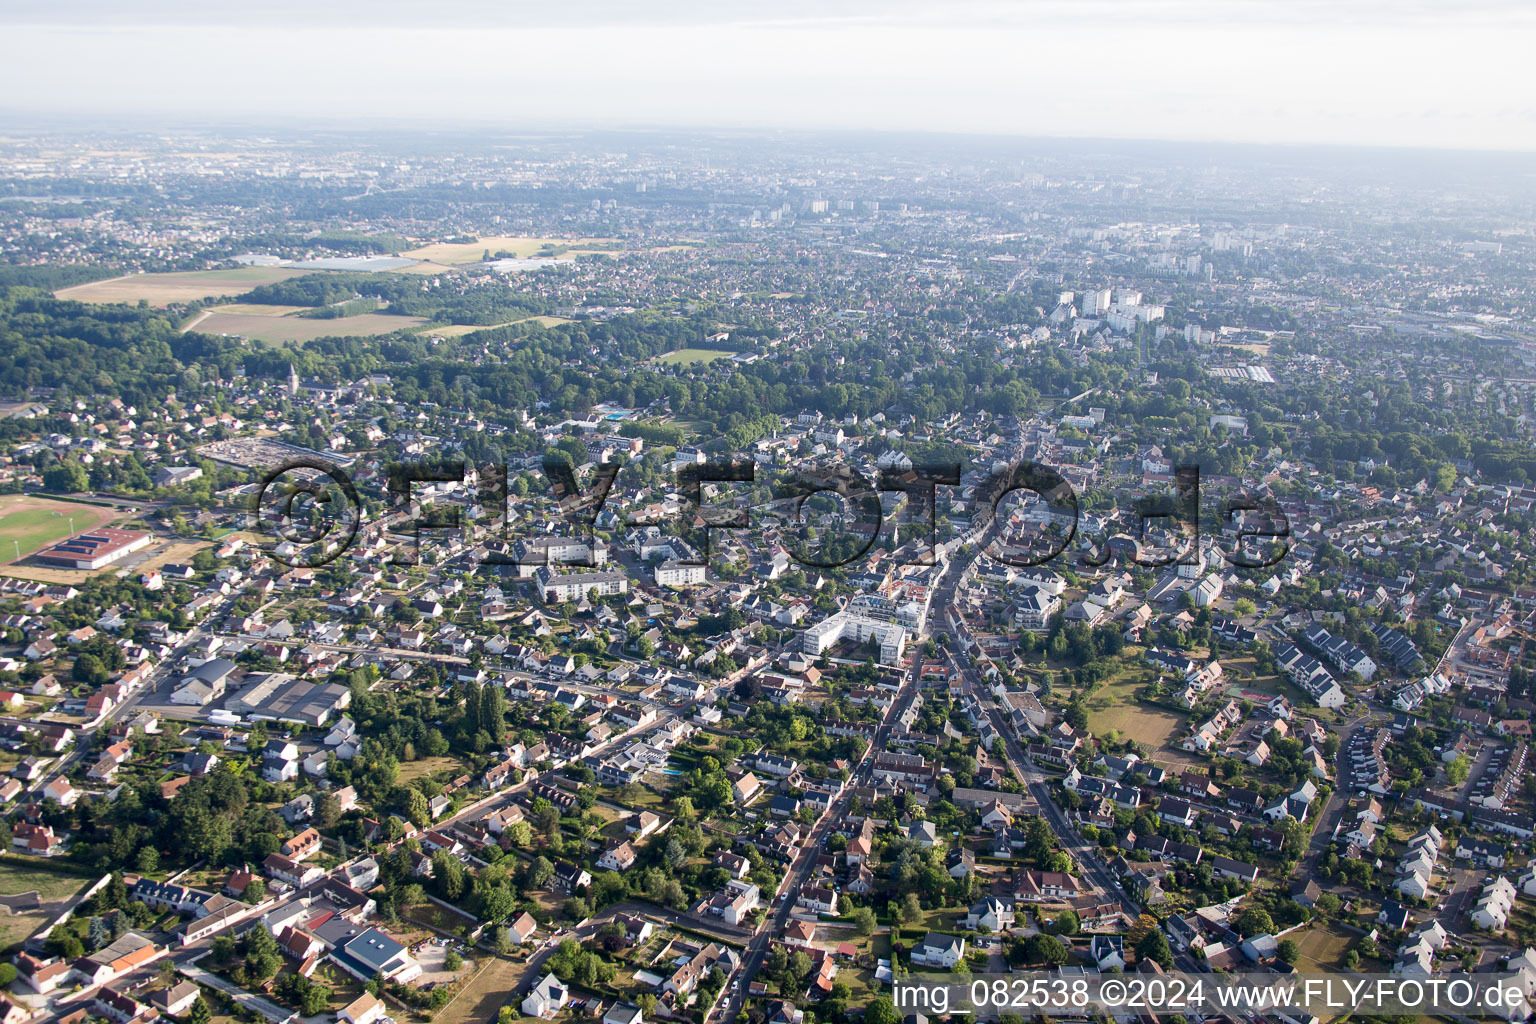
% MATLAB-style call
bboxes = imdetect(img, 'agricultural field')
[655,348,733,366]
[0,495,119,563]
[54,268,311,306]
[520,315,574,329]
[187,310,428,345]
[414,314,572,339]
[388,260,460,276]
[401,236,618,265]
[210,302,311,316]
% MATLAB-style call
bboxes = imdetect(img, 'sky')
[2,0,1535,151]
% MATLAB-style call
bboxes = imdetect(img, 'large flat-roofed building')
[512,536,607,578]
[536,567,629,604]
[655,560,707,587]
[802,610,907,665]
[229,673,350,726]
[36,528,151,570]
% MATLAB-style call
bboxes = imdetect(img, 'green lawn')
[0,911,50,951]
[397,755,464,784]
[1290,923,1357,971]
[656,348,733,366]
[402,900,478,937]
[1081,658,1180,747]
[0,861,97,901]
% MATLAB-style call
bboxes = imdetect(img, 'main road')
[714,645,924,1024]
[713,532,992,1023]
[934,538,1142,923]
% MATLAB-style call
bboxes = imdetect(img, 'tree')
[788,950,814,990]
[433,850,465,901]
[478,886,515,925]
[445,951,463,972]
[43,458,88,493]
[187,997,212,1024]
[1135,928,1174,970]
[1023,934,1068,966]
[767,944,789,982]
[73,653,108,685]
[1276,938,1300,965]
[301,983,331,1016]
[1447,753,1471,786]
[1234,907,1275,938]
[504,820,534,849]
[89,915,111,951]
[480,686,507,743]
[864,998,900,1024]
[47,932,83,960]
[527,856,555,890]
[403,787,432,828]
[851,905,877,935]
[316,792,342,828]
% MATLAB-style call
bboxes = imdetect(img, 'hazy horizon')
[3,0,1534,152]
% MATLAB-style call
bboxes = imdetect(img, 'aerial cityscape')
[0,5,1534,1024]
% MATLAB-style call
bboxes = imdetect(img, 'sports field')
[54,268,311,306]
[0,495,118,563]
[401,236,617,265]
[656,348,733,366]
[188,310,428,345]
